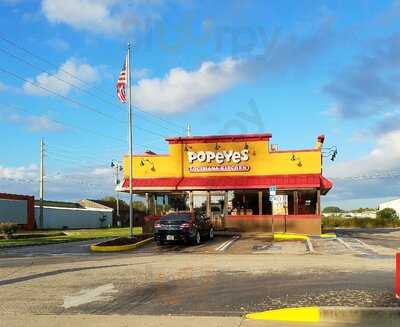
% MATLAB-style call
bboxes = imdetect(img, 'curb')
[245,306,400,324]
[90,237,153,252]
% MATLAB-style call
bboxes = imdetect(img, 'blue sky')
[1,0,400,209]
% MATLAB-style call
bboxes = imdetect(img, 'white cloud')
[41,0,163,36]
[0,164,38,181]
[133,24,331,113]
[23,57,99,96]
[92,167,113,176]
[8,113,64,132]
[327,129,400,179]
[133,68,150,80]
[0,164,116,200]
[134,58,244,113]
[41,0,119,35]
[324,128,400,203]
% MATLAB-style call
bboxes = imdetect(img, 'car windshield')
[160,213,192,222]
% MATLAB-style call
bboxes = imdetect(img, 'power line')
[330,169,400,181]
[0,102,166,151]
[46,144,123,160]
[45,148,111,162]
[0,102,126,144]
[0,45,183,135]
[0,66,170,140]
[0,34,186,133]
[0,66,126,124]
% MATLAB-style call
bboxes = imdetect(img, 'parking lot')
[2,228,398,258]
[1,228,399,326]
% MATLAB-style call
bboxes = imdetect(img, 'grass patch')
[0,227,142,248]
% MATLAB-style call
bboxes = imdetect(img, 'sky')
[1,0,400,209]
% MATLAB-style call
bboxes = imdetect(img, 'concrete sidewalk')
[1,314,344,327]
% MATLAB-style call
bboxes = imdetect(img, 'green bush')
[322,206,343,213]
[322,215,400,229]
[376,208,398,220]
[0,222,18,238]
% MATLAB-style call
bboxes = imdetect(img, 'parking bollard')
[396,253,400,299]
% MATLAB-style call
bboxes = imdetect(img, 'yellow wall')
[123,139,322,179]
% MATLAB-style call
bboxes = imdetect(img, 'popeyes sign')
[187,149,250,173]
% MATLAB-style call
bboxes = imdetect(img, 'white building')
[34,199,113,229]
[378,198,400,217]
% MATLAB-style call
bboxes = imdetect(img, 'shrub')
[376,208,398,221]
[322,215,400,229]
[0,222,18,238]
[322,206,343,213]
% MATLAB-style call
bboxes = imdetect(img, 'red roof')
[166,133,272,144]
[122,174,333,193]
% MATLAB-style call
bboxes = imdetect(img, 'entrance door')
[210,192,225,230]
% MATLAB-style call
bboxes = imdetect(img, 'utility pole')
[187,124,192,136]
[39,138,44,229]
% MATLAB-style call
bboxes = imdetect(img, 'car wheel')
[194,231,201,245]
[156,240,164,246]
[209,228,214,240]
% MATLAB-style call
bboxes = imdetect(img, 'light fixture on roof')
[215,143,221,150]
[322,145,338,162]
[290,154,302,167]
[140,158,155,171]
[244,142,249,150]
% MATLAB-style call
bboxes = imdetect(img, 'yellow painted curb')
[320,233,336,238]
[245,307,321,322]
[273,233,309,241]
[90,237,153,252]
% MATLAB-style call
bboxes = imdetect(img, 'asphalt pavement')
[1,229,400,326]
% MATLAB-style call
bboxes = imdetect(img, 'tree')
[376,208,398,220]
[322,206,343,213]
[100,196,129,210]
[132,200,146,212]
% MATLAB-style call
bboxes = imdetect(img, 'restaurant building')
[120,133,332,235]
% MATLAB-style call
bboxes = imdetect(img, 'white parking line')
[215,236,240,252]
[336,237,354,251]
[354,238,376,251]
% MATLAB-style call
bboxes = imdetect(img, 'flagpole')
[127,42,134,238]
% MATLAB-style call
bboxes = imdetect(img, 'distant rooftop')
[34,199,112,210]
[34,200,82,208]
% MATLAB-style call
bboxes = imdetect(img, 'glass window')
[228,190,259,215]
[298,190,317,214]
[193,191,208,215]
[166,193,189,212]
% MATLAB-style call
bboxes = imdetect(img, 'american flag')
[116,55,127,103]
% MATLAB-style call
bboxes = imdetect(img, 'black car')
[154,211,214,245]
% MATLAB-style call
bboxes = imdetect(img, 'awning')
[320,176,333,195]
[121,174,333,193]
